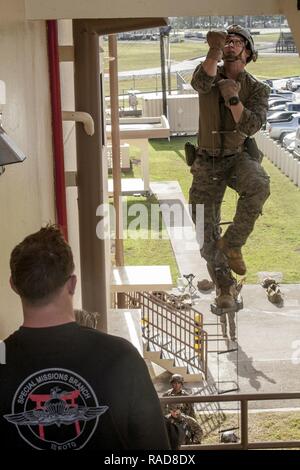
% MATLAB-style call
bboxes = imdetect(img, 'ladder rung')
[219,426,239,433]
[218,387,239,395]
[218,347,238,355]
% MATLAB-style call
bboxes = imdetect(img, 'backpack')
[164,417,185,450]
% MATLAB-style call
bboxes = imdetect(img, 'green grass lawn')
[201,411,300,445]
[104,41,208,96]
[123,136,300,283]
[104,37,300,96]
[103,41,208,72]
[247,56,300,79]
[104,34,286,74]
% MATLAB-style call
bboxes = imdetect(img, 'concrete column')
[277,145,284,170]
[73,20,108,332]
[293,158,299,185]
[283,150,290,175]
[269,139,275,164]
[277,144,282,168]
[297,161,300,187]
[288,153,294,180]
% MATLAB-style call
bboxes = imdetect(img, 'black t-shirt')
[0,322,170,451]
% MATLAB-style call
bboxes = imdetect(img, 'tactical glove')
[206,31,227,61]
[218,79,241,107]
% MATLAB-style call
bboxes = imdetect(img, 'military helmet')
[220,430,239,443]
[227,24,257,63]
[170,373,184,384]
[168,403,182,411]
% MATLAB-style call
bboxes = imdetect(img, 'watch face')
[229,96,240,105]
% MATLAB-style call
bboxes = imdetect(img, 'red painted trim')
[46,20,68,240]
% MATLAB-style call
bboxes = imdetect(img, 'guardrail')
[160,392,300,450]
[125,291,208,379]
[256,130,300,187]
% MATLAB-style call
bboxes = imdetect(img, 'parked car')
[268,98,293,108]
[286,77,300,92]
[293,127,300,158]
[285,102,300,112]
[266,113,300,141]
[269,91,296,101]
[267,111,297,122]
[268,104,289,114]
[282,131,297,151]
[263,110,295,130]
[267,101,300,116]
[267,98,294,117]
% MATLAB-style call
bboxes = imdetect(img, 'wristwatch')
[228,96,240,106]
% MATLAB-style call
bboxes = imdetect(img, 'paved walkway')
[150,180,300,408]
[150,181,209,279]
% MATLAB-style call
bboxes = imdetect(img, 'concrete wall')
[58,21,111,314]
[58,20,82,309]
[0,17,55,338]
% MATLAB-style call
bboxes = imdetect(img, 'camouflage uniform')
[166,413,203,445]
[189,64,270,287]
[162,388,196,419]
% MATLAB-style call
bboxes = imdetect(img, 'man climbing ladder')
[189,25,270,309]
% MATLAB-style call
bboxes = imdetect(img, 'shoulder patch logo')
[4,368,108,450]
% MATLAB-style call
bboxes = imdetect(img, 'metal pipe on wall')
[108,34,125,309]
[108,35,124,267]
[46,20,68,240]
[159,30,168,118]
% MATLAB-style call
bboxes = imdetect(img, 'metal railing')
[160,392,300,450]
[126,291,208,378]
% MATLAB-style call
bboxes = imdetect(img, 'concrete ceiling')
[23,0,300,56]
[25,0,283,19]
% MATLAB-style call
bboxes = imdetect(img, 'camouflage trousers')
[189,151,270,286]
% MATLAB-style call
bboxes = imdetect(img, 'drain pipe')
[46,20,68,240]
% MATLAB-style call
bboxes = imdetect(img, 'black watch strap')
[228,96,240,106]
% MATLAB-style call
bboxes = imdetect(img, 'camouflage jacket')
[162,388,196,419]
[191,64,270,152]
[166,413,203,445]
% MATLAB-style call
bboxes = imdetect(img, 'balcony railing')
[160,392,300,450]
[125,291,208,379]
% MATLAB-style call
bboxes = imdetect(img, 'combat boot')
[216,238,247,276]
[215,285,236,309]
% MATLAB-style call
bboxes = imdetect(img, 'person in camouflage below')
[189,25,270,309]
[162,374,196,419]
[165,405,203,447]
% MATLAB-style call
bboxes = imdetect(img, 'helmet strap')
[236,47,247,64]
[224,46,247,64]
